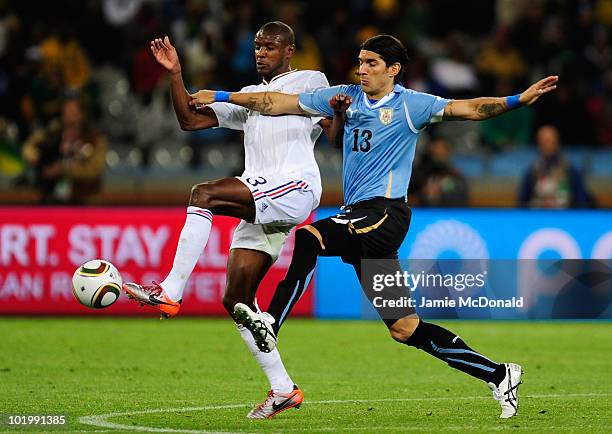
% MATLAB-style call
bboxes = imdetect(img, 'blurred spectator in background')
[0,116,22,176]
[396,0,430,46]
[276,1,323,72]
[534,84,597,145]
[22,61,65,130]
[39,27,91,91]
[475,25,527,91]
[519,125,594,208]
[0,3,29,142]
[102,0,143,27]
[131,3,165,104]
[0,0,609,207]
[586,60,612,147]
[409,138,469,207]
[185,65,234,168]
[315,5,355,84]
[228,1,258,87]
[511,0,545,66]
[595,0,612,26]
[132,42,165,104]
[21,96,107,204]
[370,0,400,31]
[21,24,93,135]
[583,25,609,81]
[430,34,479,99]
[401,45,431,93]
[480,78,533,150]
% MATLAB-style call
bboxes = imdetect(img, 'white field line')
[78,393,611,434]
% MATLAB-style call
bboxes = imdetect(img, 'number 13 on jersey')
[352,128,373,152]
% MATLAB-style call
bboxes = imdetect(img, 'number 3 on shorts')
[246,177,267,186]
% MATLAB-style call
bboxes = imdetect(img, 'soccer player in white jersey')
[123,22,331,419]
[189,34,559,419]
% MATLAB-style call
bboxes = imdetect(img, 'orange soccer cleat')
[123,281,181,319]
[247,385,304,419]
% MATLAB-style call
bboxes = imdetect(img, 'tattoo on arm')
[476,102,505,119]
[443,101,464,121]
[244,92,275,114]
[444,98,508,121]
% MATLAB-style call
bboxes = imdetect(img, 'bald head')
[253,21,296,80]
[257,21,295,46]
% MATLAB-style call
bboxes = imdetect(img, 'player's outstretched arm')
[189,90,305,116]
[151,36,218,130]
[443,75,559,121]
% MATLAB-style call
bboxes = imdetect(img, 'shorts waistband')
[342,196,407,212]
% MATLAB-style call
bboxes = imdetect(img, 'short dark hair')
[360,34,409,84]
[258,21,295,46]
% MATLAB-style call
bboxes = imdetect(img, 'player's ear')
[388,62,401,79]
[285,44,295,59]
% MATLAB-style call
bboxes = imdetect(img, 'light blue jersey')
[299,84,450,205]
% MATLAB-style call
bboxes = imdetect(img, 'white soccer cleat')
[488,363,523,418]
[233,302,277,353]
[247,385,304,419]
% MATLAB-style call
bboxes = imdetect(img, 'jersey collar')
[363,84,403,109]
[262,68,299,85]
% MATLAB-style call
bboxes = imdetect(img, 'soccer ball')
[72,259,122,308]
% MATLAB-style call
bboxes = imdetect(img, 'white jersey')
[209,70,329,206]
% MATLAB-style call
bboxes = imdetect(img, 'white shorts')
[230,221,293,262]
[236,174,316,226]
[231,174,317,262]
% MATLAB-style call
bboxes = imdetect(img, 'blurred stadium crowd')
[0,0,610,206]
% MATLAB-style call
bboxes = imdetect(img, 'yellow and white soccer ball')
[72,259,122,309]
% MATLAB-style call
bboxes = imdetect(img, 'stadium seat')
[451,154,485,178]
[489,149,537,178]
[590,149,612,176]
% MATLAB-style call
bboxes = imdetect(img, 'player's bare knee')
[389,317,420,342]
[189,182,215,209]
[389,327,412,342]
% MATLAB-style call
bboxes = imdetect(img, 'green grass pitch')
[0,318,610,433]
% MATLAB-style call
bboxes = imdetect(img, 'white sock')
[237,325,294,393]
[161,206,213,301]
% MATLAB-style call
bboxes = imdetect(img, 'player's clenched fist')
[330,94,352,113]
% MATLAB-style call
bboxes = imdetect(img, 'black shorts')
[311,197,416,326]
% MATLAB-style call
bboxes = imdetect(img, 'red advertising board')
[0,207,313,316]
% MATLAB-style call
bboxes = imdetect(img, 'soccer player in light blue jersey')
[190,34,558,418]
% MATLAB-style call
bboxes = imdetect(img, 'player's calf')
[400,319,519,416]
[266,227,322,332]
